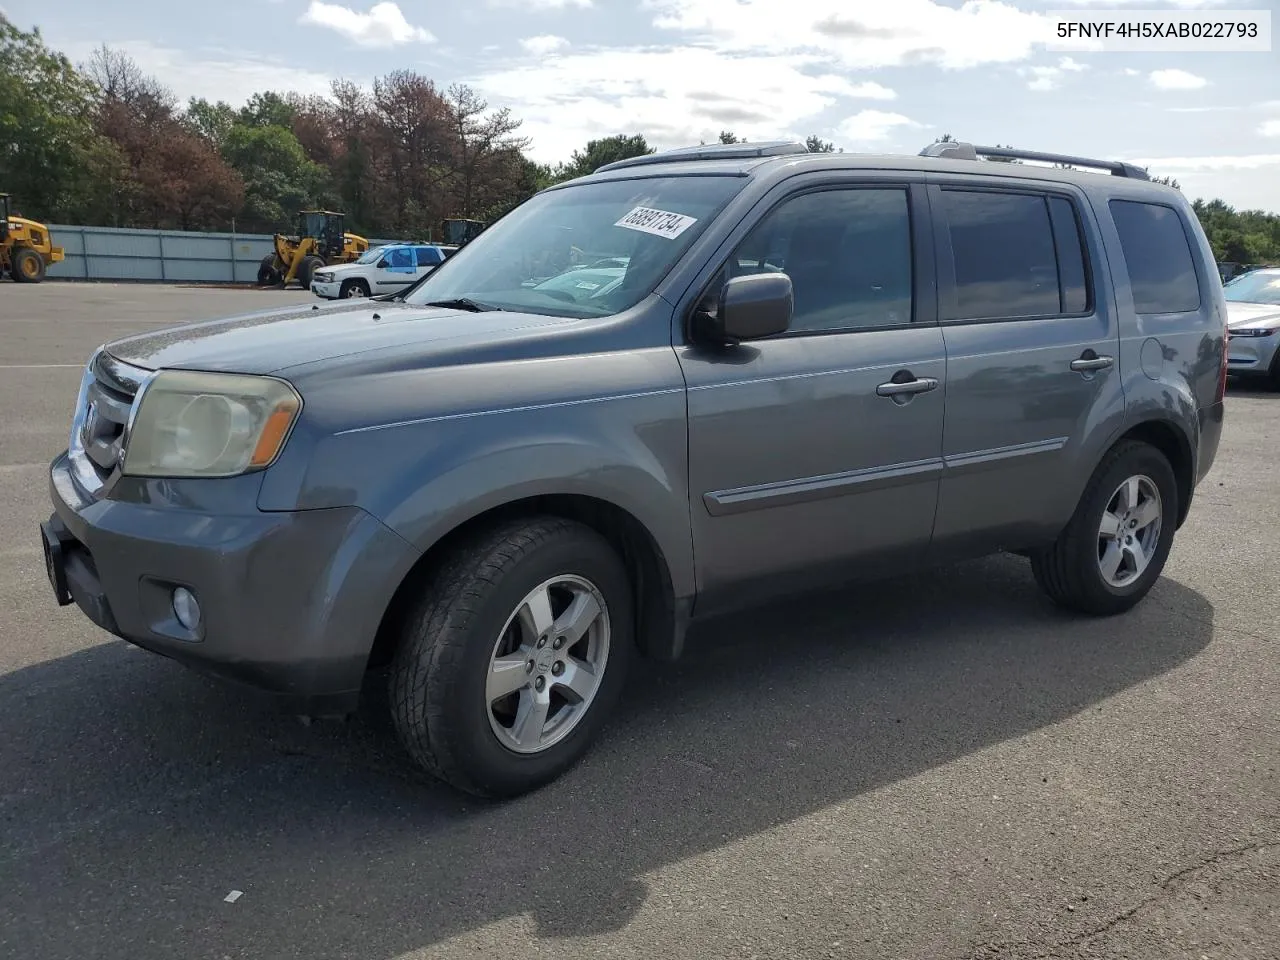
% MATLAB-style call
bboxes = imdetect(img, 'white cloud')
[1149,68,1208,91]
[1135,153,1280,173]
[837,110,925,143]
[60,38,337,108]
[471,0,1075,163]
[1025,55,1089,91]
[1123,67,1141,76]
[299,1,434,48]
[1260,120,1280,138]
[648,0,1058,70]
[1054,0,1228,6]
[520,34,570,55]
[490,0,592,7]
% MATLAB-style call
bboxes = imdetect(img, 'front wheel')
[1030,440,1178,616]
[340,278,370,299]
[389,516,634,798]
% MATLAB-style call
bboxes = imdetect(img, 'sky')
[17,0,1280,211]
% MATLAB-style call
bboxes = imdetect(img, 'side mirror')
[377,259,389,269]
[696,273,792,344]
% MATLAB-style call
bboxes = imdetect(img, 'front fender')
[264,387,696,600]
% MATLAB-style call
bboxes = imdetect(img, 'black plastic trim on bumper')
[42,513,121,635]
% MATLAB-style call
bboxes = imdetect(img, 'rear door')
[674,173,948,614]
[415,245,444,278]
[925,176,1126,561]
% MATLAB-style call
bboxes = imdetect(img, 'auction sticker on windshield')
[614,206,698,239]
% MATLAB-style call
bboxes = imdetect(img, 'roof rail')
[919,140,1150,180]
[594,140,812,174]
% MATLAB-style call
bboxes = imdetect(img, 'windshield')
[1224,270,1280,305]
[403,175,744,317]
[356,245,390,265]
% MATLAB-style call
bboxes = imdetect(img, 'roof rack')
[919,140,1150,180]
[594,140,812,174]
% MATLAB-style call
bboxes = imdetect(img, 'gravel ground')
[0,282,1276,960]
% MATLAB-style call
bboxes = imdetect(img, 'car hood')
[311,261,367,278]
[102,298,583,375]
[1226,301,1280,329]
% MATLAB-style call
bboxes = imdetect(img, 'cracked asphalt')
[1,283,1276,960]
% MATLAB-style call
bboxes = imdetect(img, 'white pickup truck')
[310,242,456,299]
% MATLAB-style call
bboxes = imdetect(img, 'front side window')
[387,247,414,269]
[1109,199,1201,314]
[706,187,914,334]
[403,175,744,318]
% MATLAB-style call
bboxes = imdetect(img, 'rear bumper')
[44,452,421,714]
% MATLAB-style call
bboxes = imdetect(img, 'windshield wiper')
[423,297,503,313]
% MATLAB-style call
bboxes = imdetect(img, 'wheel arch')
[1112,416,1196,528]
[366,492,686,676]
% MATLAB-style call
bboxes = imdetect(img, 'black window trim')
[1107,196,1204,316]
[683,178,935,343]
[928,181,1098,328]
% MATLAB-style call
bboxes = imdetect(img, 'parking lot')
[1,281,1277,960]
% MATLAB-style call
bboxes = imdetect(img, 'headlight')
[121,370,302,478]
[313,272,333,283]
[1229,327,1275,338]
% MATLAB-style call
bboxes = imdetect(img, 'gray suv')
[40,140,1227,798]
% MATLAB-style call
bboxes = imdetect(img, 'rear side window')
[415,247,443,267]
[1108,200,1201,314]
[940,190,1089,321]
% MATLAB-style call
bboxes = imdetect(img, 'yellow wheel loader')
[1,193,64,283]
[257,210,369,289]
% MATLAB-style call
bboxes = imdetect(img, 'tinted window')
[387,247,414,268]
[1049,197,1090,313]
[1109,200,1201,314]
[415,247,442,267]
[941,190,1061,320]
[726,187,914,333]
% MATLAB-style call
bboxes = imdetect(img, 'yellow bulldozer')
[257,209,369,289]
[1,193,64,283]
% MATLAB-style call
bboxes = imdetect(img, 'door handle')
[1070,353,1114,372]
[876,376,939,397]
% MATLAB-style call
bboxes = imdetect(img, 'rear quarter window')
[1108,199,1202,314]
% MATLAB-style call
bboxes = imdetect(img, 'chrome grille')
[68,348,152,496]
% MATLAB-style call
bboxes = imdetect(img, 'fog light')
[172,587,201,632]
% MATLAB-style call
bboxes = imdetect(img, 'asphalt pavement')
[1,282,1276,960]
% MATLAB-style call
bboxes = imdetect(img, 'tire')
[1030,439,1178,616]
[389,516,634,799]
[257,254,279,286]
[11,247,45,283]
[297,255,325,289]
[340,278,370,299]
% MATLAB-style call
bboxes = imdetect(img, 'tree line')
[2,13,1277,262]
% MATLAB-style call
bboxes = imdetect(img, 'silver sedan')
[1225,267,1280,388]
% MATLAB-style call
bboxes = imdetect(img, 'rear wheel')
[11,247,45,283]
[340,278,370,299]
[297,255,325,289]
[1030,440,1178,616]
[389,516,634,798]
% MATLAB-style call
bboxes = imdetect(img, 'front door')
[925,179,1126,560]
[375,246,419,292]
[675,177,948,615]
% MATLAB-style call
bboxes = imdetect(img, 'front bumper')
[1226,331,1279,377]
[43,452,420,714]
[310,280,341,299]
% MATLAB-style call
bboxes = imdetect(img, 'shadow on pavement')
[0,553,1214,959]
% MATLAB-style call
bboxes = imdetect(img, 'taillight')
[1216,325,1230,403]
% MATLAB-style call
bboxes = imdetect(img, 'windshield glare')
[1224,270,1280,305]
[357,245,390,265]
[404,175,743,317]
